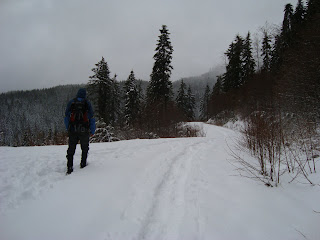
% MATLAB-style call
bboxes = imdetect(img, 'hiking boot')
[66,155,73,169]
[80,162,87,169]
[66,167,73,175]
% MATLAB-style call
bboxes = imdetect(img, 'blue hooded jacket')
[64,88,96,135]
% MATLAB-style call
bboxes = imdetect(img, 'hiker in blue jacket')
[64,88,96,174]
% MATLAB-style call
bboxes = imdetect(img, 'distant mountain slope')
[0,84,84,146]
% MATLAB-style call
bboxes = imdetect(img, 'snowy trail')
[1,123,320,240]
[135,141,203,240]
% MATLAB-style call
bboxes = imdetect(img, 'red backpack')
[69,99,89,132]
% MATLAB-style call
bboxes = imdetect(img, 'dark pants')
[66,132,90,169]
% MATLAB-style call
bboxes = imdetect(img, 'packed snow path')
[1,123,319,240]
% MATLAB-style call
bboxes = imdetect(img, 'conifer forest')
[0,0,319,152]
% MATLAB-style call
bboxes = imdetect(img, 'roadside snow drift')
[0,123,319,240]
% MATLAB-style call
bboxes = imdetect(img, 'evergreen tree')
[175,80,195,121]
[137,80,145,107]
[293,0,306,28]
[268,4,294,73]
[261,31,272,72]
[212,75,223,96]
[88,57,112,123]
[110,74,122,125]
[176,80,188,118]
[270,34,283,71]
[242,32,256,83]
[186,85,195,121]
[124,71,140,126]
[200,84,211,121]
[222,42,234,92]
[145,25,174,132]
[223,35,244,92]
[306,0,320,19]
[136,80,145,127]
[271,2,299,72]
[281,4,294,47]
[147,25,174,105]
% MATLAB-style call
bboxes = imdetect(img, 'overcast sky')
[0,0,298,92]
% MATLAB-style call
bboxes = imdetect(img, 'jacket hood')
[76,88,87,98]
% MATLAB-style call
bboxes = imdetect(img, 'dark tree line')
[206,0,319,124]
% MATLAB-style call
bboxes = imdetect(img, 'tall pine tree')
[223,35,244,92]
[88,57,112,123]
[147,25,174,105]
[261,31,272,72]
[212,75,223,96]
[175,80,195,121]
[282,4,294,47]
[242,32,256,83]
[200,84,211,121]
[124,71,140,126]
[176,80,188,118]
[145,25,174,132]
[270,34,283,71]
[306,0,320,19]
[110,74,122,125]
[293,0,306,28]
[186,86,195,121]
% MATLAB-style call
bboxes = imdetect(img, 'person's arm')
[87,101,96,135]
[64,100,73,131]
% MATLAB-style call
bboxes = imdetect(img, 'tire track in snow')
[136,140,204,240]
[179,140,212,240]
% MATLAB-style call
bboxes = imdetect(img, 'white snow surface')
[1,123,319,240]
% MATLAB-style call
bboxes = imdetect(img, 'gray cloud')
[0,0,298,92]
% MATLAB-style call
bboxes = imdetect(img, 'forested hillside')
[0,85,83,146]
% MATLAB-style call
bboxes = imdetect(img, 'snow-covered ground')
[1,123,319,240]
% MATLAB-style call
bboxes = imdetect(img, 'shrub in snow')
[176,122,205,137]
[90,120,119,143]
[208,110,237,126]
[232,111,319,187]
